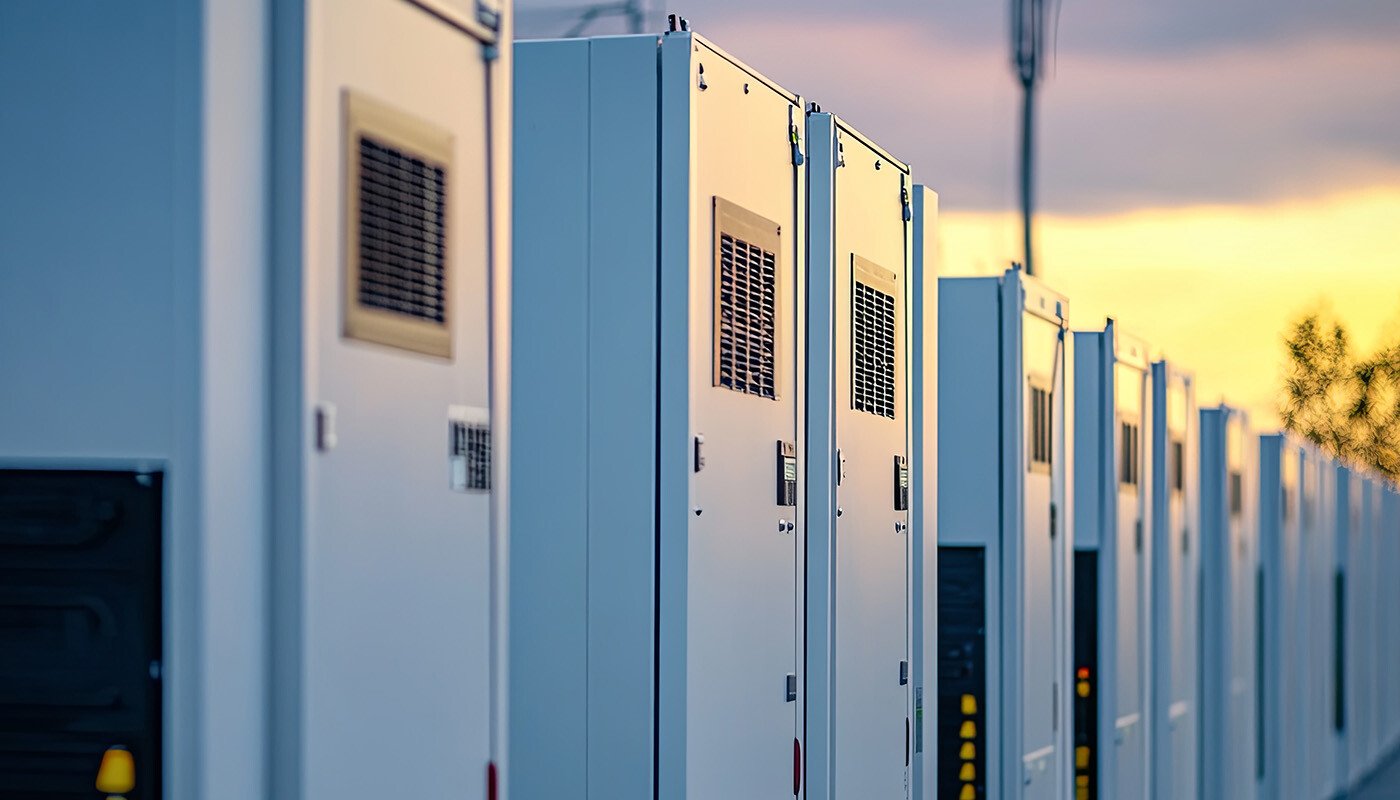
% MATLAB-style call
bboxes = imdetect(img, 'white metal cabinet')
[291,2,507,797]
[0,2,512,796]
[512,30,806,800]
[1199,406,1259,800]
[1258,435,1304,800]
[1071,323,1153,800]
[1383,485,1400,756]
[1148,360,1198,800]
[1327,462,1349,795]
[806,111,914,800]
[938,269,1072,800]
[1297,447,1330,800]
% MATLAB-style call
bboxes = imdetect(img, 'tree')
[1281,313,1400,479]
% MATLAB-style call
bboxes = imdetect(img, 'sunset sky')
[518,0,1400,426]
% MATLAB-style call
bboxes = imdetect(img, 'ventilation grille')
[1119,421,1140,488]
[717,232,777,398]
[1030,384,1053,470]
[357,136,448,323]
[451,420,491,492]
[343,90,454,358]
[853,280,896,418]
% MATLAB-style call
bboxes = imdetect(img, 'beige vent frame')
[851,255,900,419]
[712,197,783,399]
[343,89,455,359]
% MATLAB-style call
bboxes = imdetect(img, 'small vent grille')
[1030,384,1053,470]
[1119,421,1140,488]
[357,136,448,323]
[451,420,491,492]
[853,280,896,418]
[716,232,778,398]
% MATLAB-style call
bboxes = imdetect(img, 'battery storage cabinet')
[511,31,806,799]
[1327,459,1349,795]
[1147,360,1199,800]
[1198,405,1259,800]
[1348,475,1373,782]
[1381,485,1400,758]
[804,112,917,800]
[0,1,512,797]
[1298,447,1334,800]
[1070,323,1153,800]
[1355,476,1381,774]
[1258,435,1314,800]
[270,1,510,797]
[938,269,1073,800]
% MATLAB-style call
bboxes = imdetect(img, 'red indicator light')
[1077,667,1090,679]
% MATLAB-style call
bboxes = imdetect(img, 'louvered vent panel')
[357,135,448,324]
[717,232,777,399]
[853,280,896,418]
[451,420,491,492]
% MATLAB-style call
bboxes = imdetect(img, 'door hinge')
[1050,502,1058,539]
[788,106,804,166]
[900,181,912,222]
[1053,681,1059,730]
[477,0,502,34]
[785,673,798,702]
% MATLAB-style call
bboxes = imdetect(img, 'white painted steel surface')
[1259,435,1304,800]
[1199,406,1259,800]
[1148,360,1198,800]
[909,186,939,800]
[809,111,914,800]
[0,2,512,797]
[938,270,1072,800]
[296,2,503,796]
[1073,323,1153,800]
[512,31,805,800]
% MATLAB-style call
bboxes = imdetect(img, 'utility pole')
[1011,0,1047,276]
